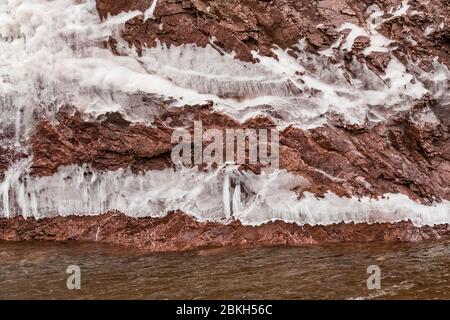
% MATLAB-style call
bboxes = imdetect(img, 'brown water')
[0,240,449,299]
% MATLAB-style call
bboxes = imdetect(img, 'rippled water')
[0,241,449,299]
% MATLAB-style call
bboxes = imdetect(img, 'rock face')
[0,0,449,250]
[97,0,449,69]
[1,211,449,251]
[90,0,450,207]
[31,105,173,176]
[377,0,450,71]
[280,100,450,203]
[97,0,343,61]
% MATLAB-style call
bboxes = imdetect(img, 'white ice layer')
[1,160,449,227]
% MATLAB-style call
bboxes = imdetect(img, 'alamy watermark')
[66,265,81,290]
[367,265,381,290]
[170,121,280,168]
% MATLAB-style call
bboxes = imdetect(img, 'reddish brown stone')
[95,0,450,71]
[351,35,371,56]
[30,106,174,176]
[376,0,450,70]
[365,51,391,74]
[282,99,450,203]
[96,0,359,61]
[1,211,448,252]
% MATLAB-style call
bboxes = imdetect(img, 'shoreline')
[1,211,449,252]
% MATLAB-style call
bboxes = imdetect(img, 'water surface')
[0,241,449,299]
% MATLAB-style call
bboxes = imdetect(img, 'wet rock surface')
[1,211,449,252]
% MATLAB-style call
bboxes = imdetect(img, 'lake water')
[0,240,449,299]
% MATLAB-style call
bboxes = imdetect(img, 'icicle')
[232,180,241,216]
[144,0,159,21]
[1,178,10,218]
[223,173,231,219]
